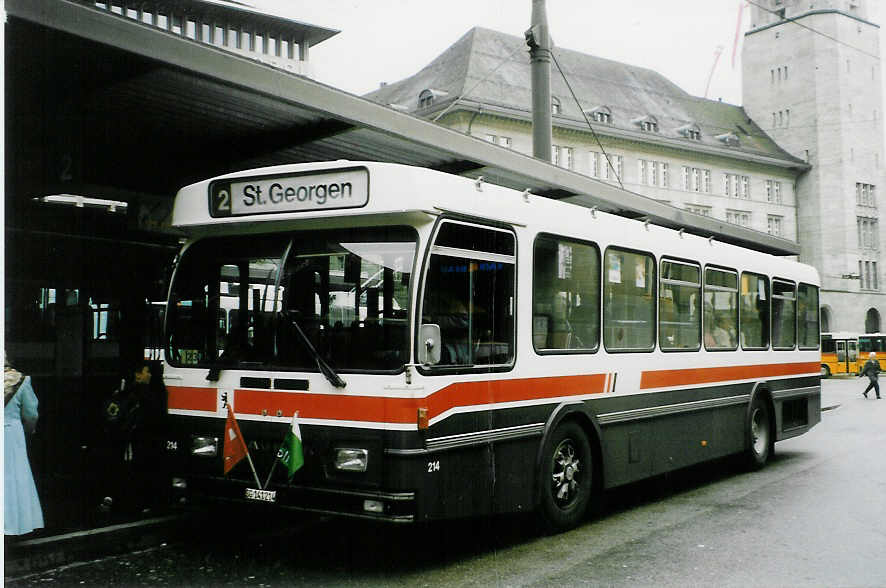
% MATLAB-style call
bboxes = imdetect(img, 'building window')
[551,97,562,115]
[638,159,669,187]
[767,215,783,236]
[857,217,879,250]
[726,210,751,227]
[724,174,749,198]
[860,260,879,291]
[419,89,434,109]
[685,204,712,217]
[589,106,612,124]
[857,182,877,207]
[484,134,512,148]
[641,120,658,133]
[552,145,573,169]
[765,179,782,203]
[591,152,622,181]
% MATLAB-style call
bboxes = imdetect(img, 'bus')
[161,161,821,531]
[820,332,859,377]
[857,333,886,369]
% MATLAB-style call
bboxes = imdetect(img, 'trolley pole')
[526,0,552,163]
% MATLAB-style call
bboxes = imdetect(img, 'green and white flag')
[277,412,304,479]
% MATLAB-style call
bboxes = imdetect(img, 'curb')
[4,513,187,579]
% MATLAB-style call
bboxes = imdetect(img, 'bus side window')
[703,267,738,351]
[772,279,797,350]
[660,260,700,351]
[604,248,655,351]
[532,234,600,352]
[797,283,820,349]
[740,272,769,349]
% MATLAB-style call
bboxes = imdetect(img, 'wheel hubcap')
[551,438,581,507]
[751,408,769,455]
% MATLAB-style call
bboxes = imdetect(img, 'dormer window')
[716,132,740,147]
[677,123,702,141]
[633,115,658,133]
[587,106,612,124]
[552,96,562,115]
[418,88,448,109]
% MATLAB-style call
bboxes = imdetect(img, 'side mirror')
[418,324,441,365]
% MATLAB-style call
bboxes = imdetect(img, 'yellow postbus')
[820,332,859,377]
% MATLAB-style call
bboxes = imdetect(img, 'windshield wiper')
[285,311,346,388]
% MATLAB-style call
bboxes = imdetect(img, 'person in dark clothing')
[99,361,166,515]
[860,352,882,399]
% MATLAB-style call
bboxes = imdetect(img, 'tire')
[744,394,773,470]
[537,421,593,533]
[820,365,831,378]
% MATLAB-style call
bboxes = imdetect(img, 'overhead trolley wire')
[551,49,625,189]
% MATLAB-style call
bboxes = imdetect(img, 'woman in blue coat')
[5,360,44,535]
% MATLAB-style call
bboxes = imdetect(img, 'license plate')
[245,488,276,503]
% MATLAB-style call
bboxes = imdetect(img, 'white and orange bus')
[161,161,821,531]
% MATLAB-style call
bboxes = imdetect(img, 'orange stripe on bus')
[169,374,606,423]
[167,386,217,411]
[639,361,820,389]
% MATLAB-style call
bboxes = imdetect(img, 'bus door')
[833,340,858,375]
[848,340,859,373]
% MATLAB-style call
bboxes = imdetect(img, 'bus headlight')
[334,448,369,472]
[191,436,218,457]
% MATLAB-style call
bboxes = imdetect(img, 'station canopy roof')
[6,0,799,255]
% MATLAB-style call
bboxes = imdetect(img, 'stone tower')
[743,0,886,332]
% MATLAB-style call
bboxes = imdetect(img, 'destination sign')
[209,167,369,217]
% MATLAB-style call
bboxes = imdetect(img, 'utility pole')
[526,0,552,163]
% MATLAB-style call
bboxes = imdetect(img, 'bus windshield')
[166,227,416,372]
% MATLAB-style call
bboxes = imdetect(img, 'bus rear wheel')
[744,395,772,470]
[820,365,831,378]
[537,421,592,533]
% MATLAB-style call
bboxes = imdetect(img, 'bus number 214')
[427,460,440,473]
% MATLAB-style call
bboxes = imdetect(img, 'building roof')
[5,0,800,256]
[365,27,805,167]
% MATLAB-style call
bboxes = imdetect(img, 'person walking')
[860,351,882,399]
[4,358,44,536]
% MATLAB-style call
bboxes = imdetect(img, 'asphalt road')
[7,377,886,587]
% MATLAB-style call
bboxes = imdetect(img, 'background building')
[365,3,886,334]
[744,0,885,332]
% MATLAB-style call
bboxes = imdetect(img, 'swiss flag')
[223,403,249,474]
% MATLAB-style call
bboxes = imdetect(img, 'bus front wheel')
[820,365,831,378]
[743,395,773,470]
[537,421,592,533]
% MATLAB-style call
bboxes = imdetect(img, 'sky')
[254,0,885,107]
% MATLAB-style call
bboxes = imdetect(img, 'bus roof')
[173,161,817,282]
